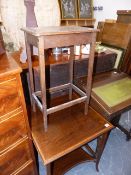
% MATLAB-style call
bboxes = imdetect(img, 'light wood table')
[31,95,113,175]
[22,26,98,131]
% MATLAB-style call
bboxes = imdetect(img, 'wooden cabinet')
[0,54,38,175]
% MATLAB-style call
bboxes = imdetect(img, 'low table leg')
[95,132,109,172]
[111,114,121,125]
[111,114,131,141]
[85,41,96,115]
[116,124,131,141]
[45,164,52,175]
[25,33,36,112]
[38,37,48,131]
[69,46,74,101]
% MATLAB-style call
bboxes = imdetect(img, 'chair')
[116,10,131,75]
[75,22,131,140]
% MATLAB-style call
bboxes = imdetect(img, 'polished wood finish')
[31,95,113,174]
[15,162,36,175]
[0,54,38,175]
[0,77,21,116]
[0,138,31,175]
[22,26,98,131]
[0,109,27,152]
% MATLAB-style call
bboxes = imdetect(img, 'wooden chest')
[0,54,38,175]
[33,50,117,91]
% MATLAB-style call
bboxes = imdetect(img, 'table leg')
[38,37,48,131]
[85,38,96,115]
[111,114,121,125]
[111,114,131,141]
[45,164,52,175]
[25,33,36,111]
[95,132,109,172]
[69,46,74,100]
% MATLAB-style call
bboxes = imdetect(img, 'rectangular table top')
[31,95,113,165]
[22,26,98,36]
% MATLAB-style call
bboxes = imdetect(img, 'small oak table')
[31,95,113,175]
[22,26,98,131]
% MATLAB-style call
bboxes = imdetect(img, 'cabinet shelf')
[61,18,96,27]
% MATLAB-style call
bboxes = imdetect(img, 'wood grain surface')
[31,95,113,165]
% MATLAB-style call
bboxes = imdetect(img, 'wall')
[0,0,131,52]
[93,0,131,26]
[0,0,60,51]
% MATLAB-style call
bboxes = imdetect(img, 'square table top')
[31,95,113,165]
[22,26,98,36]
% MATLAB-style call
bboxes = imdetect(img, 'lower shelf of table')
[52,147,95,175]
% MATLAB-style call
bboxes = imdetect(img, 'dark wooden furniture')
[12,49,116,108]
[13,49,116,73]
[0,53,38,175]
[76,72,131,141]
[97,21,131,75]
[32,50,116,95]
[31,95,113,175]
[22,26,98,131]
[75,71,131,118]
[75,22,131,140]
[116,10,131,75]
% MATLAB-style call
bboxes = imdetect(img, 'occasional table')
[22,26,98,131]
[31,95,113,175]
